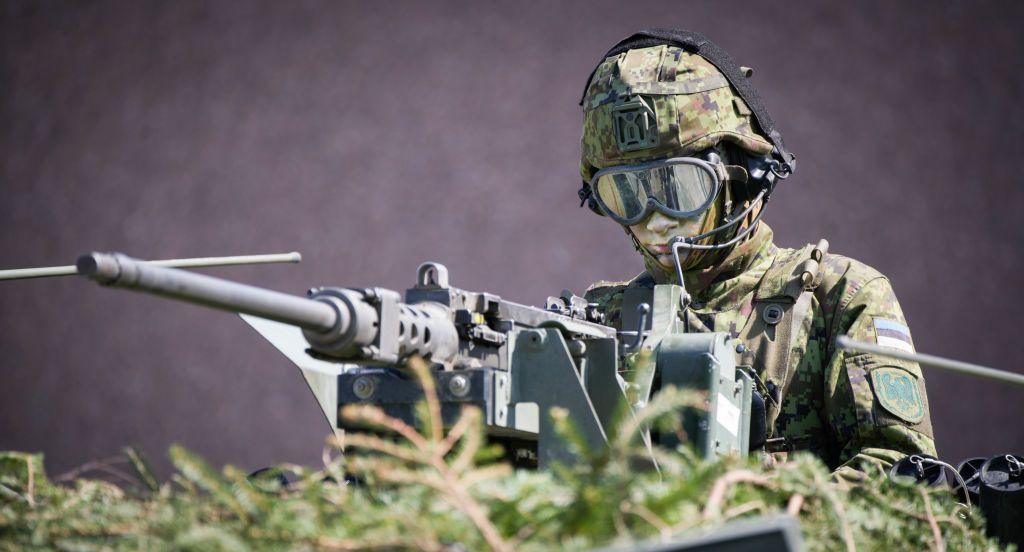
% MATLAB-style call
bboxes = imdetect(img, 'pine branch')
[0,367,1003,552]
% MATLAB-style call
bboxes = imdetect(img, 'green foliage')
[0,360,1004,550]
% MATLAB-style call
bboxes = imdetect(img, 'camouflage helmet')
[580,46,772,182]
[578,28,795,188]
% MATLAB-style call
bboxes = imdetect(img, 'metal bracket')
[510,329,607,467]
[415,262,449,289]
[612,95,659,152]
[374,288,403,364]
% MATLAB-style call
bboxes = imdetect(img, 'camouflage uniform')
[580,42,936,476]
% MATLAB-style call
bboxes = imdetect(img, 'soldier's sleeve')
[820,262,937,479]
[583,280,629,330]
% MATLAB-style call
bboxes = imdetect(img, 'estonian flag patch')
[872,318,915,353]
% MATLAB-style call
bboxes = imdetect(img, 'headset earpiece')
[578,181,606,217]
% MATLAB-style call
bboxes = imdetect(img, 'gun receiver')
[78,252,754,467]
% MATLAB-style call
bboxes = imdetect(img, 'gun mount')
[78,252,755,468]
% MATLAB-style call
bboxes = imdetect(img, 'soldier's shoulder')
[819,252,888,293]
[768,242,887,285]
[814,251,901,320]
[757,239,893,307]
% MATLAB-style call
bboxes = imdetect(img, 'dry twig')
[54,455,131,483]
[786,493,804,517]
[919,487,945,552]
[25,456,35,507]
[723,500,765,519]
[621,501,671,540]
[339,357,512,552]
[701,469,773,519]
[814,470,856,552]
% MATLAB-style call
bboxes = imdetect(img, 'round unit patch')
[870,367,925,424]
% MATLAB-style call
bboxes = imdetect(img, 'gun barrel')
[1,252,301,281]
[836,335,1024,387]
[77,252,339,333]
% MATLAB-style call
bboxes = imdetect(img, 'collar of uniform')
[680,223,777,310]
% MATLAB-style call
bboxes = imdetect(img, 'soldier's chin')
[656,253,683,268]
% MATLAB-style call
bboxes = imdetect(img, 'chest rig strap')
[738,240,828,443]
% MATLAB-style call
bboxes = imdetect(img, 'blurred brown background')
[1,1,1022,477]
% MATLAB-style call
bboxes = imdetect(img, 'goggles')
[589,157,726,225]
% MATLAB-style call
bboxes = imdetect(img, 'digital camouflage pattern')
[580,45,774,182]
[584,223,937,477]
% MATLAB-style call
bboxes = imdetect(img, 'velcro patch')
[872,318,914,353]
[870,367,925,424]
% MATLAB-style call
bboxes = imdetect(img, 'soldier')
[577,29,935,478]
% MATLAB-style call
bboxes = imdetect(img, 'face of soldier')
[628,210,708,268]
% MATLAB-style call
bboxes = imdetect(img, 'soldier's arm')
[821,269,937,479]
[583,281,629,330]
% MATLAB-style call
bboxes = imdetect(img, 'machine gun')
[76,252,759,468]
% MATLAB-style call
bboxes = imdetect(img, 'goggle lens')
[592,159,718,224]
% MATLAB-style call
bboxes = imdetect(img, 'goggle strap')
[723,164,748,183]
[577,182,593,207]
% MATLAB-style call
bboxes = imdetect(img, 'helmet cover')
[580,44,773,182]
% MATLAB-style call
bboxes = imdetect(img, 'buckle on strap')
[723,164,748,183]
